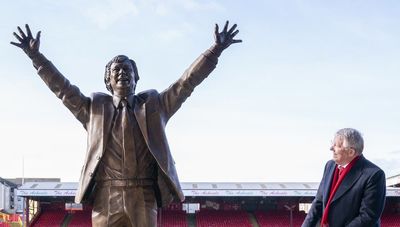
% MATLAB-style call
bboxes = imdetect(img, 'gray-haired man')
[302,128,386,227]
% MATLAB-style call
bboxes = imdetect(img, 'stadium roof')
[386,174,400,187]
[181,182,318,189]
[16,182,400,198]
[181,182,318,197]
[19,182,76,190]
[5,178,60,186]
[0,177,18,188]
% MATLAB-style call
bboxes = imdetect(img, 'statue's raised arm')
[11,24,41,59]
[11,24,90,126]
[215,21,242,50]
[208,21,242,58]
[159,21,242,119]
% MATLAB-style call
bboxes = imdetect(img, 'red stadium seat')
[32,210,67,227]
[157,210,188,227]
[255,210,306,227]
[68,210,92,227]
[381,212,400,227]
[196,210,252,227]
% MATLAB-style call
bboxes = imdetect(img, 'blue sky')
[1,0,399,182]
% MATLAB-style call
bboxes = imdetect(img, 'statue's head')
[104,55,140,96]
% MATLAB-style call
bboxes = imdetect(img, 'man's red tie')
[338,166,344,175]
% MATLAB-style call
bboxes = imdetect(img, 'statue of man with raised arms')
[11,21,241,226]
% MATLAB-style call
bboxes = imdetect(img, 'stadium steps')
[248,212,260,227]
[187,213,196,227]
[61,213,72,227]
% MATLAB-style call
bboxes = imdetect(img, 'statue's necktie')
[119,99,136,176]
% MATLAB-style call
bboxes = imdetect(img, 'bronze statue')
[11,21,241,226]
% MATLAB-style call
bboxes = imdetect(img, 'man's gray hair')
[335,128,364,154]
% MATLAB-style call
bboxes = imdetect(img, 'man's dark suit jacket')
[31,49,219,207]
[302,155,386,227]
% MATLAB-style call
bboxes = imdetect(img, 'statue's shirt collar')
[112,94,135,109]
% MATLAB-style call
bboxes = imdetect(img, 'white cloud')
[154,3,169,16]
[154,22,195,43]
[84,0,139,30]
[178,0,224,12]
[153,0,224,16]
[341,21,393,43]
[372,152,400,178]
[156,29,184,42]
[390,150,400,154]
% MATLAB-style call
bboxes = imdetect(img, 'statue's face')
[109,60,136,96]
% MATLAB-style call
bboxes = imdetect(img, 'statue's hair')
[335,128,364,154]
[104,55,139,94]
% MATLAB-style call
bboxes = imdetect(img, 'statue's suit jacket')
[32,49,219,207]
[302,155,386,227]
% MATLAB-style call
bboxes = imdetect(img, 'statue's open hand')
[11,24,41,57]
[214,21,242,50]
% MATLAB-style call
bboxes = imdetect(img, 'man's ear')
[349,148,357,157]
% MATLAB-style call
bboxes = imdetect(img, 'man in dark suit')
[11,22,241,226]
[302,128,386,227]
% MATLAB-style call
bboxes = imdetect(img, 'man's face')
[330,136,356,165]
[109,60,136,96]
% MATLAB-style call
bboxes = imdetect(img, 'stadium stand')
[14,181,400,226]
[381,205,400,227]
[381,213,400,227]
[19,202,400,227]
[158,210,187,227]
[31,210,67,227]
[31,202,67,227]
[195,210,252,227]
[255,210,306,227]
[67,210,92,227]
